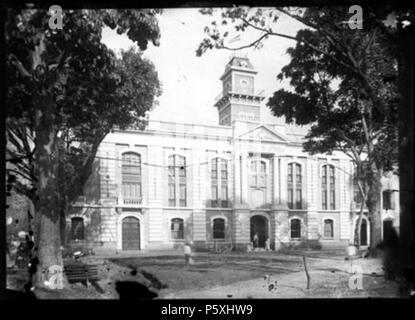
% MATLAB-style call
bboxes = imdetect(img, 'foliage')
[196,6,414,247]
[6,8,162,285]
[6,8,162,205]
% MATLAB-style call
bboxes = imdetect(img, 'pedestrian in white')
[184,241,193,265]
[265,237,271,251]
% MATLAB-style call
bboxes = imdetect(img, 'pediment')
[239,125,287,142]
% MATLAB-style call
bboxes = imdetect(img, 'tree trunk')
[59,199,67,247]
[356,203,364,249]
[34,207,63,286]
[355,190,369,249]
[366,170,383,253]
[33,93,64,288]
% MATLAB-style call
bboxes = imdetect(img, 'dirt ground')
[6,249,405,299]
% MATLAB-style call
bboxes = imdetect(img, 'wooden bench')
[64,264,102,291]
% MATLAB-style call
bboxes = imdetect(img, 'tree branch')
[219,32,270,51]
[67,132,107,203]
[276,8,353,62]
[336,128,363,162]
[12,179,36,203]
[9,53,33,79]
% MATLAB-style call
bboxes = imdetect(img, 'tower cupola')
[214,56,265,125]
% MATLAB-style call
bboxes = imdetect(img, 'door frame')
[250,214,270,248]
[352,215,370,247]
[382,218,394,243]
[117,212,144,251]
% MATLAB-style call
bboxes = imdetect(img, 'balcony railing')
[121,197,142,206]
[214,87,265,104]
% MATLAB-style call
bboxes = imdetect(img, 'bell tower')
[214,55,265,126]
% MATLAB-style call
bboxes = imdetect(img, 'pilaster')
[271,205,289,250]
[273,155,280,204]
[232,207,250,249]
[306,157,319,240]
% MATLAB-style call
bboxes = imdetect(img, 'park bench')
[64,263,102,292]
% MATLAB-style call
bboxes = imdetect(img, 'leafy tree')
[197,6,408,250]
[6,8,162,287]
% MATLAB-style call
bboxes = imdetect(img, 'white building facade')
[67,57,399,252]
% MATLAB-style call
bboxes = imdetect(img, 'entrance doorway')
[250,215,268,248]
[122,217,140,250]
[383,219,395,245]
[360,219,368,246]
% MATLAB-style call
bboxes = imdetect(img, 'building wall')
[65,121,399,252]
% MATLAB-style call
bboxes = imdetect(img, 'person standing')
[265,237,271,251]
[253,232,259,249]
[184,241,193,265]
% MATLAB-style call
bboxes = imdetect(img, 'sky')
[101,8,306,126]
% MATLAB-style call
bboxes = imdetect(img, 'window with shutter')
[121,152,142,204]
[321,164,335,210]
[287,163,302,209]
[211,158,228,207]
[290,219,301,239]
[71,217,85,240]
[213,218,225,239]
[171,218,184,240]
[168,155,187,207]
[323,219,334,238]
[249,159,267,207]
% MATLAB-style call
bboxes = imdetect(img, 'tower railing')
[214,87,265,104]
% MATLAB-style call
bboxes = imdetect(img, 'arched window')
[212,218,226,239]
[211,158,229,207]
[171,218,184,240]
[168,155,186,207]
[121,152,142,204]
[290,218,301,239]
[322,164,336,210]
[71,217,84,240]
[287,163,302,209]
[323,219,334,238]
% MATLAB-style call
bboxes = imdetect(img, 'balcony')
[214,86,265,105]
[118,197,142,206]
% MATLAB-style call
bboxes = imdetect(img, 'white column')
[306,157,319,240]
[339,159,351,240]
[147,146,163,243]
[241,151,248,205]
[192,149,206,241]
[280,157,287,207]
[234,150,242,204]
[272,210,289,250]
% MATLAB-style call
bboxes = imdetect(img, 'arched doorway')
[122,217,140,250]
[250,215,268,248]
[354,216,370,247]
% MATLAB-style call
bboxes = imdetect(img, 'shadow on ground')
[115,281,158,299]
